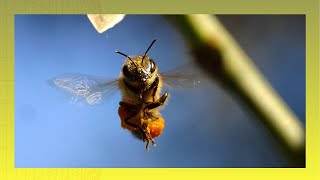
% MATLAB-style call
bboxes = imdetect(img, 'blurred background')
[15,15,305,167]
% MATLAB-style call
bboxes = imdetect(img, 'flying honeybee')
[52,39,199,150]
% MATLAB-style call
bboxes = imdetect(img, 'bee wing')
[50,74,119,105]
[161,65,201,89]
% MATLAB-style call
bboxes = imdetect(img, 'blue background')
[15,15,305,167]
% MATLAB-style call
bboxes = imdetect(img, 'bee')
[52,39,199,150]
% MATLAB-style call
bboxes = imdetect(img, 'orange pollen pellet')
[148,118,165,138]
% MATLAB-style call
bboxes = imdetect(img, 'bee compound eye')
[122,65,134,79]
[149,59,156,73]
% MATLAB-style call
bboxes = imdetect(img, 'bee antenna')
[142,39,157,64]
[115,51,138,68]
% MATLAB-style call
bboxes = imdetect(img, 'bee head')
[116,39,158,84]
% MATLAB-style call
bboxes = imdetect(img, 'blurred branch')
[167,15,305,166]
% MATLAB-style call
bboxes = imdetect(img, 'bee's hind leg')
[133,126,155,151]
[142,128,156,151]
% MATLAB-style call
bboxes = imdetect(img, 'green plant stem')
[168,15,305,166]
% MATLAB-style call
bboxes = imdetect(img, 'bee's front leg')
[150,76,160,102]
[144,92,169,111]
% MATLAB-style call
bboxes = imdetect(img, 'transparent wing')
[50,74,119,105]
[161,64,201,89]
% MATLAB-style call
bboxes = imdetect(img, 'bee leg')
[150,76,160,102]
[144,92,169,110]
[119,101,137,110]
[124,113,140,129]
[138,122,156,150]
[151,88,157,102]
[141,128,156,151]
[119,101,140,129]
[158,91,169,104]
[144,138,156,151]
[135,127,154,151]
[145,139,150,151]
